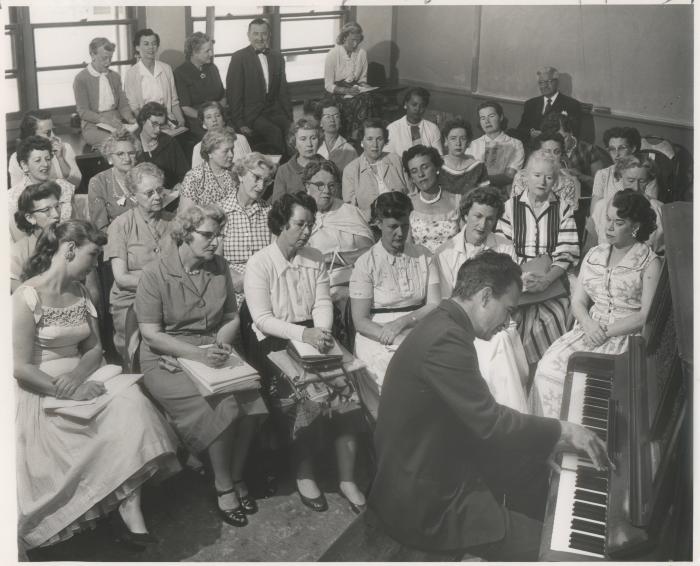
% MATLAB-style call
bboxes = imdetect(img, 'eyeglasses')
[30,202,62,215]
[193,229,222,242]
[322,112,341,120]
[608,145,630,153]
[306,181,339,193]
[248,172,274,187]
[148,119,165,129]
[538,79,556,86]
[138,187,166,199]
[113,150,138,159]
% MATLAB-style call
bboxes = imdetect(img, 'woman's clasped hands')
[522,271,550,294]
[302,327,335,353]
[54,372,106,400]
[200,343,233,368]
[582,319,607,347]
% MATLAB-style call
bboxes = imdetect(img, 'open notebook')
[178,347,259,396]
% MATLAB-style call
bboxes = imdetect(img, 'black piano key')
[573,501,607,522]
[571,518,607,536]
[584,425,607,441]
[569,532,606,555]
[583,404,608,417]
[587,372,612,383]
[583,396,608,409]
[586,377,612,390]
[574,489,607,505]
[582,415,608,427]
[576,476,608,493]
[584,385,611,399]
[578,466,608,479]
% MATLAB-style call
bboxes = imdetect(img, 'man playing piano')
[368,250,610,561]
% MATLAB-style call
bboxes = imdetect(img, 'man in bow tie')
[516,66,582,146]
[226,18,293,158]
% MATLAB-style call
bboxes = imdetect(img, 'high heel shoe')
[233,480,258,515]
[339,491,367,515]
[297,490,328,512]
[216,488,248,527]
[110,510,158,549]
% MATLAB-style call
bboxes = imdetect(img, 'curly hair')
[200,127,237,161]
[401,144,444,176]
[268,192,317,236]
[18,110,53,142]
[125,162,165,195]
[361,118,389,142]
[610,189,658,242]
[184,32,212,61]
[459,186,505,219]
[614,154,657,182]
[287,118,322,155]
[133,28,160,50]
[525,149,560,181]
[476,100,508,132]
[17,136,53,165]
[603,127,641,153]
[301,158,341,185]
[232,152,276,180]
[369,191,413,225]
[99,131,141,158]
[336,21,363,45]
[15,181,62,235]
[441,117,473,146]
[452,249,523,300]
[536,131,565,151]
[170,204,226,246]
[402,86,430,107]
[137,101,168,129]
[22,220,107,281]
[197,101,225,126]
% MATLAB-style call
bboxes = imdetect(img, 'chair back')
[123,304,141,373]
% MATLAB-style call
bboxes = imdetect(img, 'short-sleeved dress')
[16,284,180,551]
[134,252,267,454]
[349,240,438,388]
[105,208,174,353]
[9,178,75,243]
[180,163,237,207]
[87,168,136,232]
[530,242,658,418]
[409,191,462,253]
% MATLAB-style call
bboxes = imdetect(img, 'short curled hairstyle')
[402,86,430,107]
[313,98,341,123]
[133,28,160,50]
[170,204,226,247]
[603,127,641,153]
[137,101,168,129]
[541,111,578,137]
[614,154,657,181]
[15,181,62,235]
[287,118,322,155]
[459,186,505,219]
[184,32,212,61]
[452,249,523,300]
[201,127,237,161]
[18,110,53,142]
[610,189,657,242]
[525,149,560,181]
[402,144,444,176]
[89,37,115,55]
[477,100,507,132]
[301,158,341,185]
[336,21,363,45]
[370,191,413,225]
[197,100,225,126]
[248,18,271,32]
[232,151,276,180]
[99,131,142,158]
[361,117,389,142]
[536,131,566,151]
[536,66,559,80]
[267,192,317,236]
[441,117,473,146]
[17,136,53,165]
[125,162,165,195]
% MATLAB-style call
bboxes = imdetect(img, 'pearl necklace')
[419,187,442,204]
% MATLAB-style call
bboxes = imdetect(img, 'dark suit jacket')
[516,92,582,143]
[368,299,561,553]
[226,45,292,130]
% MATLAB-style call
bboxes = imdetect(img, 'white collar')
[137,59,163,78]
[269,243,319,277]
[87,63,109,77]
[545,91,560,104]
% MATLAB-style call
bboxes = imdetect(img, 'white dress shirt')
[385,116,443,157]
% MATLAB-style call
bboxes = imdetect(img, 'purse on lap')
[518,255,569,306]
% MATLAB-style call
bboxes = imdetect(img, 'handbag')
[518,255,568,306]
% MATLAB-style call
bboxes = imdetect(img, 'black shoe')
[216,488,248,527]
[341,493,367,515]
[110,510,158,550]
[234,480,258,514]
[297,490,328,512]
[263,473,278,497]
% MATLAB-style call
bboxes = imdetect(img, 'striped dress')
[497,192,580,364]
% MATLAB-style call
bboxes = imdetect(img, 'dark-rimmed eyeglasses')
[306,181,339,193]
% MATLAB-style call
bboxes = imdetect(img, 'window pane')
[284,52,326,82]
[212,20,250,54]
[280,6,342,13]
[213,56,230,86]
[281,17,339,50]
[5,76,20,113]
[34,24,130,68]
[29,5,127,23]
[37,64,129,108]
[5,29,15,71]
[216,7,264,17]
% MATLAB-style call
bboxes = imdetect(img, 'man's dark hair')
[248,18,270,32]
[452,249,522,299]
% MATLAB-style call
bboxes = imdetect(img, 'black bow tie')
[255,48,270,55]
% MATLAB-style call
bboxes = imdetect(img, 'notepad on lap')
[178,348,259,396]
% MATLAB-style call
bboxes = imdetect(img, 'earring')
[632,228,639,238]
[64,250,75,261]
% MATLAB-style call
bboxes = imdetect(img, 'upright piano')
[539,202,693,561]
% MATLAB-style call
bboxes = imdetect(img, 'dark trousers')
[251,107,291,156]
[464,507,542,561]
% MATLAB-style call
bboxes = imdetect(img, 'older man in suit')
[368,250,610,561]
[226,18,292,156]
[516,66,582,145]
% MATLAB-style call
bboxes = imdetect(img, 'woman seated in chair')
[136,102,188,191]
[191,101,252,169]
[13,220,180,553]
[305,159,374,300]
[497,149,580,366]
[434,186,529,411]
[11,182,63,293]
[243,192,367,515]
[87,132,141,232]
[135,204,267,528]
[530,190,661,418]
[590,127,641,214]
[589,154,664,254]
[511,132,580,211]
[439,117,488,196]
[315,99,358,173]
[9,136,75,243]
[270,118,322,201]
[350,192,440,389]
[106,163,174,357]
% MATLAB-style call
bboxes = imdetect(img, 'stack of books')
[178,349,259,396]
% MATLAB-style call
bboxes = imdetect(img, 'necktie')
[410,125,421,145]
[544,98,553,115]
[255,48,270,55]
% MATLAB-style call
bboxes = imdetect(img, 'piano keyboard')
[549,370,613,558]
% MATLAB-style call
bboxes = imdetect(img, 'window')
[5,6,137,114]
[4,24,20,113]
[185,6,351,85]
